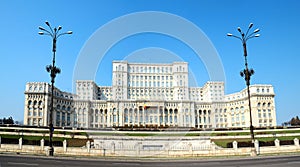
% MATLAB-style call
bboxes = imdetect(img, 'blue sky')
[0,0,299,125]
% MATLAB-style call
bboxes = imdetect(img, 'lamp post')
[227,23,260,156]
[39,21,72,156]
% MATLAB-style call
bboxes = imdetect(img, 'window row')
[256,88,270,93]
[129,75,173,81]
[28,100,43,106]
[257,102,272,107]
[129,81,173,87]
[128,66,173,73]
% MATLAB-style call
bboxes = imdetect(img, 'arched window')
[164,108,168,123]
[124,108,128,123]
[174,109,178,123]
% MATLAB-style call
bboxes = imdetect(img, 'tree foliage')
[282,116,300,126]
[0,116,14,124]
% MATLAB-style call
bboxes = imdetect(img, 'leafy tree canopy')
[0,116,14,124]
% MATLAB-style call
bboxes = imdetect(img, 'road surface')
[0,154,300,167]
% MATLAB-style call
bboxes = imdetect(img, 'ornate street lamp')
[227,23,260,156]
[38,21,72,156]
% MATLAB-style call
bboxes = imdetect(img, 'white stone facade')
[24,61,276,128]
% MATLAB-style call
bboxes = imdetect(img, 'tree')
[291,116,300,126]
[0,116,14,124]
[283,116,300,126]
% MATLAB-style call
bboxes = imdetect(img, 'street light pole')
[39,21,72,156]
[227,23,260,156]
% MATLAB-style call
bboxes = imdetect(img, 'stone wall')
[1,136,300,157]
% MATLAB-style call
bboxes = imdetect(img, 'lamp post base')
[46,146,54,156]
[250,147,257,156]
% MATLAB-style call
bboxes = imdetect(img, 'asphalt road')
[0,154,300,167]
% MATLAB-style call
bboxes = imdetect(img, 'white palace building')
[24,61,277,129]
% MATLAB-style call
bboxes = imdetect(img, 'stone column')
[233,141,238,150]
[142,108,145,126]
[254,139,260,155]
[19,137,23,150]
[86,140,91,153]
[93,110,95,128]
[294,138,299,146]
[136,142,141,156]
[137,108,140,126]
[162,108,165,126]
[188,143,193,154]
[111,142,115,154]
[63,140,67,152]
[40,139,45,150]
[275,139,280,147]
[211,142,216,152]
[157,107,160,126]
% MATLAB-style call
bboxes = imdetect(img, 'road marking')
[7,162,38,166]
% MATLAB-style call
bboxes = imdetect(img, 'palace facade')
[24,61,276,129]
